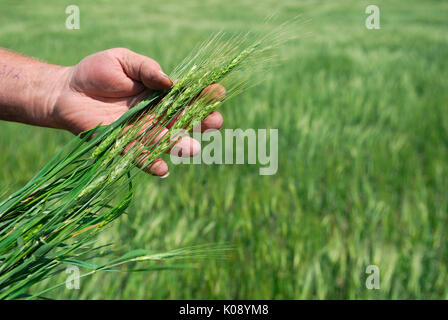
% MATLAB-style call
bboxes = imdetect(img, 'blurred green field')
[1,0,447,299]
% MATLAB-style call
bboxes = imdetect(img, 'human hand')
[52,48,225,177]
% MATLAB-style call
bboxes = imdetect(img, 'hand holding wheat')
[0,23,295,298]
[52,48,225,177]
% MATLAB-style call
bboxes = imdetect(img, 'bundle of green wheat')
[0,25,295,299]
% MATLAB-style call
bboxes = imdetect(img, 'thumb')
[117,48,172,90]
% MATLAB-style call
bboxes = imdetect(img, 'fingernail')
[160,172,170,179]
[159,70,170,80]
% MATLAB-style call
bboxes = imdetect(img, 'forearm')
[0,48,69,128]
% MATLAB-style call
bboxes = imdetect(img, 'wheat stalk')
[0,23,296,299]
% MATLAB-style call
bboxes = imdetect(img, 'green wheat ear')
[0,20,297,299]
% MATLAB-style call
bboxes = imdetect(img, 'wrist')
[40,65,73,129]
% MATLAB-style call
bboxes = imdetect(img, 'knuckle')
[110,47,132,56]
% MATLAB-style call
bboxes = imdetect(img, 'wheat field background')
[0,0,447,299]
